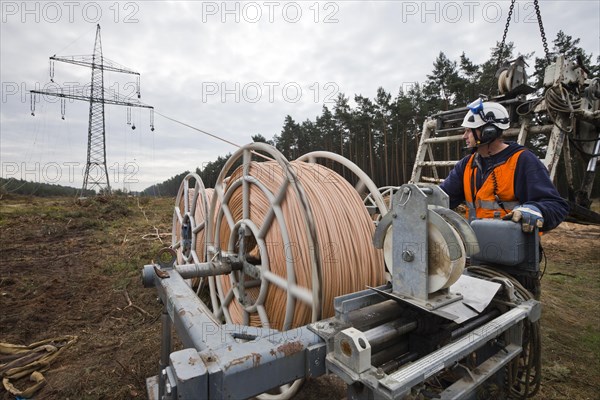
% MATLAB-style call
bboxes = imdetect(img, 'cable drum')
[364,186,400,222]
[207,144,386,331]
[172,173,213,287]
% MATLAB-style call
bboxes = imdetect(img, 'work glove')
[503,205,544,233]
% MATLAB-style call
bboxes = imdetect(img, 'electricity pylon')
[30,24,154,194]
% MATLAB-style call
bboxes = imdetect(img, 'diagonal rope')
[154,110,273,161]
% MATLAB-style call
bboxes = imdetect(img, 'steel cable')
[544,84,582,133]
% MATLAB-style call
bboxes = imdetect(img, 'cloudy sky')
[1,1,598,192]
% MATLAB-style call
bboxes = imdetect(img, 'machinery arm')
[50,55,140,76]
[30,88,153,109]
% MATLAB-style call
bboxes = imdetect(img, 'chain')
[533,0,551,64]
[497,0,551,69]
[496,0,516,71]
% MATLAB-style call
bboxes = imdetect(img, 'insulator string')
[30,93,36,116]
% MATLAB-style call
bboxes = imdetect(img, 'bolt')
[425,303,432,308]
[392,213,397,218]
[165,381,172,394]
[375,368,385,379]
[420,214,426,220]
[436,299,442,302]
[315,358,320,366]
[402,250,414,262]
[403,187,411,194]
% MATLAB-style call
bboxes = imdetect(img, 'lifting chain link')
[496,0,551,70]
[496,0,515,71]
[533,0,551,64]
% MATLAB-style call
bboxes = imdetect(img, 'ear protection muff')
[478,123,502,144]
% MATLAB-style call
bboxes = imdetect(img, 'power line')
[153,110,273,161]
[30,24,153,195]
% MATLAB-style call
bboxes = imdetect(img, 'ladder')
[409,102,560,184]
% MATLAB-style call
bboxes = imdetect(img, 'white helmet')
[462,99,510,130]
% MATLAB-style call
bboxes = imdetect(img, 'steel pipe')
[363,320,418,353]
[371,341,410,367]
[142,259,243,288]
[347,300,404,331]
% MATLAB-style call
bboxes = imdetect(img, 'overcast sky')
[1,1,598,192]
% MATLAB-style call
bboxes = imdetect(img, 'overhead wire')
[52,25,97,56]
[153,110,273,161]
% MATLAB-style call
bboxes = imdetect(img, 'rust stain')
[269,349,276,357]
[252,352,261,367]
[277,341,303,357]
[224,353,263,371]
[188,356,198,366]
[225,354,252,371]
[201,354,218,364]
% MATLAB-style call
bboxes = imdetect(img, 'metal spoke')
[256,305,271,328]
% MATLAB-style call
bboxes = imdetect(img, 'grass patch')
[582,326,600,358]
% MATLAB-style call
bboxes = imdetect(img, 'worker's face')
[463,128,479,148]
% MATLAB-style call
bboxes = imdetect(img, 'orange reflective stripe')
[463,150,524,220]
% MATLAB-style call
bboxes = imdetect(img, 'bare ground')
[0,196,598,399]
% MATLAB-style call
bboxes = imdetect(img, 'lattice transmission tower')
[30,24,154,194]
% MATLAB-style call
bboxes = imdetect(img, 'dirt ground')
[0,195,598,399]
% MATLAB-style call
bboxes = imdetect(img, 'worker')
[440,99,569,233]
[440,99,569,298]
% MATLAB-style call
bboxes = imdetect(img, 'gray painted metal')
[169,349,207,398]
[377,304,531,399]
[199,328,324,399]
[438,344,522,399]
[148,264,328,399]
[470,219,539,271]
[155,269,236,351]
[333,328,372,373]
[391,185,430,299]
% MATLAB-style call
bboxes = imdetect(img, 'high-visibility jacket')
[463,149,524,221]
